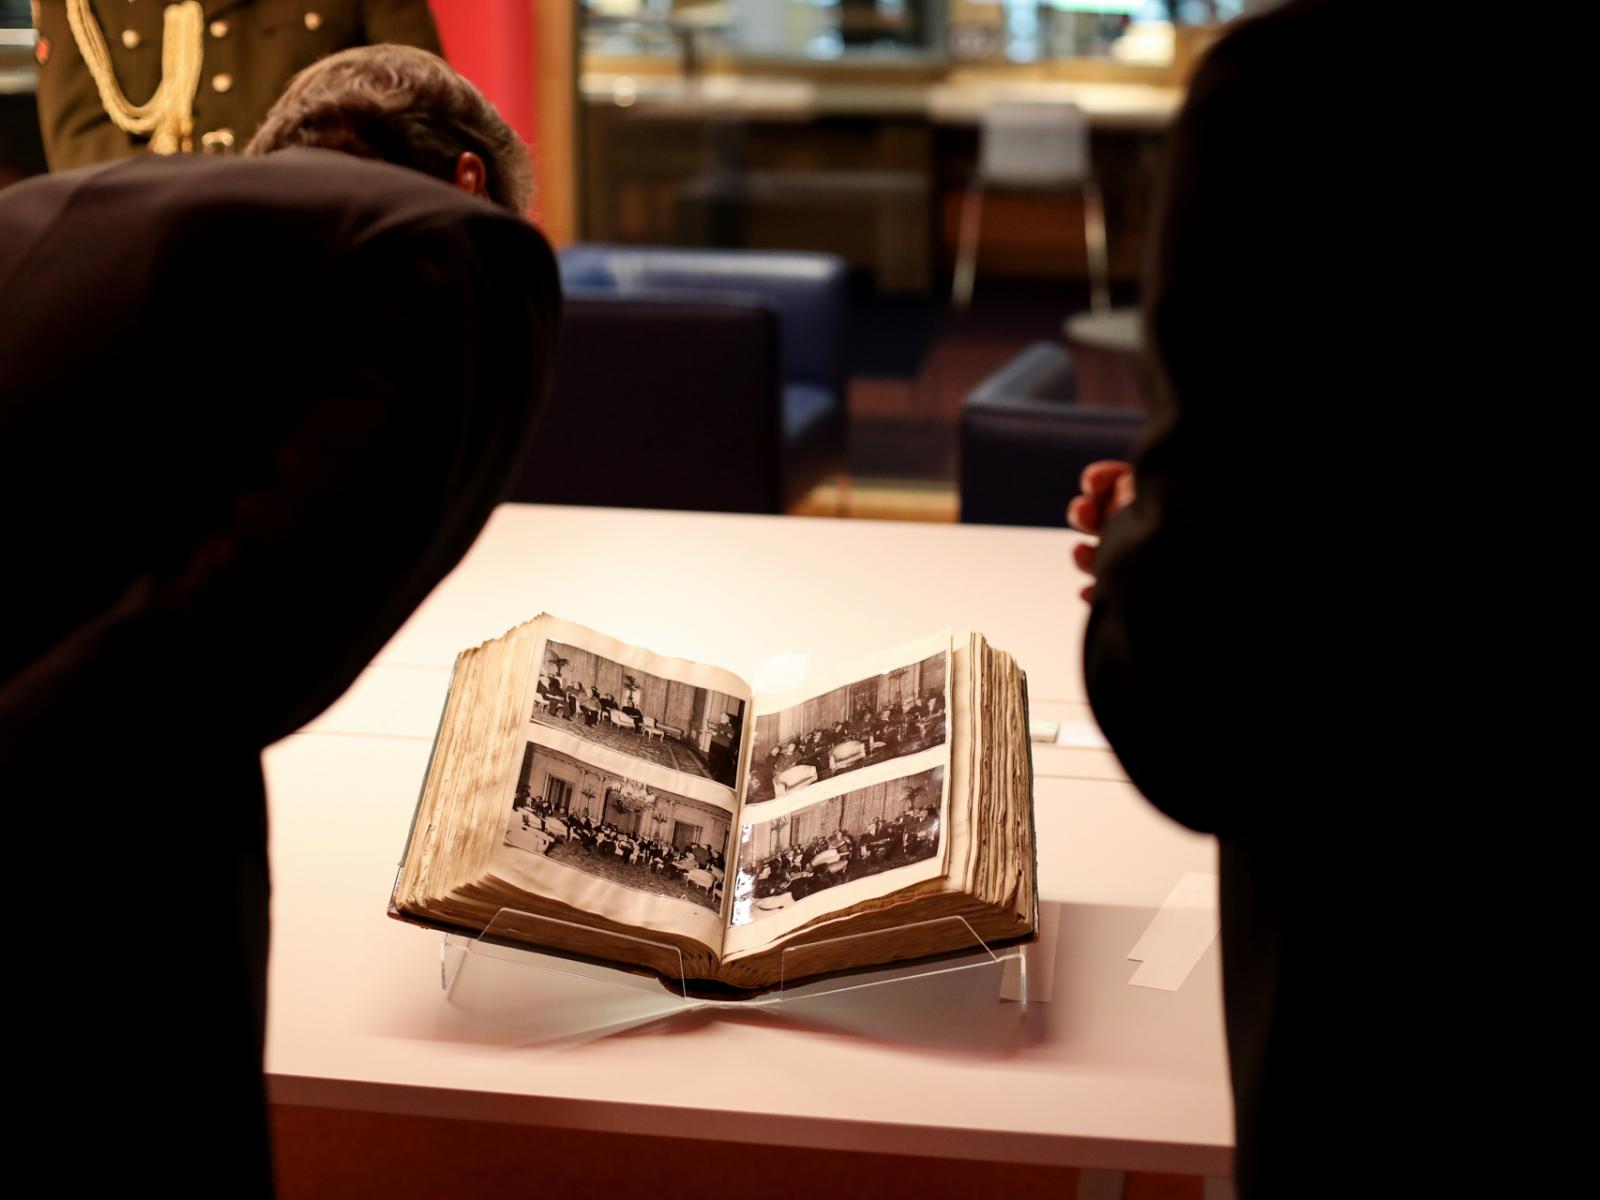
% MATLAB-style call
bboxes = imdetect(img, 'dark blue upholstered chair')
[959,341,1146,527]
[507,244,848,514]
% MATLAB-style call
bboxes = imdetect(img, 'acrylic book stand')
[438,908,1028,1032]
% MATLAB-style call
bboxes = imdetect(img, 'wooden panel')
[430,1,576,242]
[534,0,578,245]
[272,1105,1206,1200]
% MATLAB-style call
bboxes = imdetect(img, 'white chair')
[775,764,818,795]
[829,739,866,772]
[952,100,1109,312]
[641,716,666,742]
[610,709,638,733]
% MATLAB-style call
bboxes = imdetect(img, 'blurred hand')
[1067,460,1135,602]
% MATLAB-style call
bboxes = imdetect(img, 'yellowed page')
[481,616,750,948]
[723,633,953,958]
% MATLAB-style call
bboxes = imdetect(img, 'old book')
[390,616,1035,996]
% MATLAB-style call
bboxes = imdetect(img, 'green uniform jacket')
[34,0,440,171]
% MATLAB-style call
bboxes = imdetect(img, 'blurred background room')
[2,1,1277,531]
[0,6,1291,1198]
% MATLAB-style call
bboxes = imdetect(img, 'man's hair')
[247,44,533,215]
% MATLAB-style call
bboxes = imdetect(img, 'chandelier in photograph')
[614,777,656,813]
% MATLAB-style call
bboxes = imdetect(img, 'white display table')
[263,504,1230,1188]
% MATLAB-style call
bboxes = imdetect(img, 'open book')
[390,616,1035,996]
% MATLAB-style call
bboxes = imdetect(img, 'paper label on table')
[1127,872,1219,991]
[1055,721,1111,749]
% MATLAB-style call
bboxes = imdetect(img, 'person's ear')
[453,151,488,200]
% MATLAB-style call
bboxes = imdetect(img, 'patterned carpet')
[530,708,719,782]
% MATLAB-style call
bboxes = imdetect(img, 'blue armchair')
[959,341,1146,527]
[506,245,848,514]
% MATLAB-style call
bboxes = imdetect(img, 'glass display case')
[583,2,942,65]
[574,0,1249,291]
[579,0,1271,68]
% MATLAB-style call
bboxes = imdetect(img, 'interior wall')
[431,0,576,242]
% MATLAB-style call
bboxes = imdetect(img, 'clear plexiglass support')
[440,908,1027,1017]
[441,908,692,999]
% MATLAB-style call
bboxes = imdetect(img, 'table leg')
[1076,1168,1126,1200]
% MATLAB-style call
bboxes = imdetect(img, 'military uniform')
[33,0,439,171]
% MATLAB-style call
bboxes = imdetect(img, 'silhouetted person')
[1077,3,1392,1195]
[0,145,558,1195]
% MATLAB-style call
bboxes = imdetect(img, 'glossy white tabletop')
[263,504,1229,1175]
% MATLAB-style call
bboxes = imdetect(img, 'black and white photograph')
[744,651,948,805]
[504,741,733,914]
[730,767,944,927]
[532,639,746,789]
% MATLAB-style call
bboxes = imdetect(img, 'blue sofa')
[506,245,849,514]
[959,341,1146,527]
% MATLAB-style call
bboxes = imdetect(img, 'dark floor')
[843,277,1139,485]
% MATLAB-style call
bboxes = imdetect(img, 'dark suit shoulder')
[11,148,541,254]
[0,145,559,746]
[0,150,560,445]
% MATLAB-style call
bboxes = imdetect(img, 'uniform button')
[304,11,323,31]
[121,29,141,49]
[211,73,233,93]
[209,19,229,38]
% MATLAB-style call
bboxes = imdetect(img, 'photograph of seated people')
[732,767,944,924]
[506,741,732,914]
[745,652,948,805]
[532,640,746,789]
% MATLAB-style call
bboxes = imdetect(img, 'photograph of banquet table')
[265,504,1232,1198]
